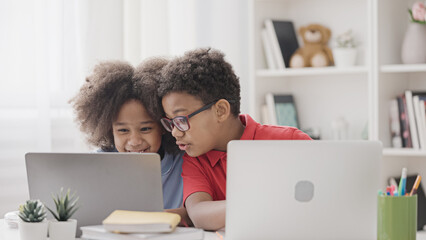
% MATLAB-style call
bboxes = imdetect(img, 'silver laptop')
[25,152,164,236]
[226,140,381,240]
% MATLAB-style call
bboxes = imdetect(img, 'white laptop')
[226,140,381,240]
[25,152,164,236]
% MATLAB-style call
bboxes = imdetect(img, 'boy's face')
[112,99,163,153]
[162,92,220,157]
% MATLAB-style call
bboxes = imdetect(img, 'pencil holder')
[377,195,417,240]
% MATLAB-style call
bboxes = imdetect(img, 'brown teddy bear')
[290,24,334,68]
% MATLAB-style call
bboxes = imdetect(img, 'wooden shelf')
[256,66,369,77]
[383,148,426,157]
[380,64,426,73]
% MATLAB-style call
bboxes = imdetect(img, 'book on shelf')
[420,100,426,149]
[80,225,204,240]
[264,19,299,69]
[413,95,426,150]
[405,91,426,149]
[261,104,271,124]
[389,99,403,148]
[398,94,412,148]
[261,28,277,70]
[405,90,420,149]
[392,92,426,149]
[102,210,180,233]
[265,93,299,128]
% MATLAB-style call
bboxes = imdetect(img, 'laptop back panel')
[226,140,381,240]
[25,152,164,236]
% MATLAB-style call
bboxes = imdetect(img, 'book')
[405,90,420,149]
[405,91,426,149]
[261,28,277,69]
[81,225,204,240]
[420,100,426,149]
[265,93,299,128]
[413,95,426,149]
[398,94,412,148]
[264,19,299,68]
[261,104,271,124]
[102,210,180,233]
[389,99,402,148]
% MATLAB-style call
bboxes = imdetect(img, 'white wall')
[0,0,250,216]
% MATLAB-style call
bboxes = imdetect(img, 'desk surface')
[5,219,426,240]
[0,219,223,240]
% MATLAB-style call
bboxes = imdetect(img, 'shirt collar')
[239,114,257,140]
[203,114,258,167]
[205,150,227,167]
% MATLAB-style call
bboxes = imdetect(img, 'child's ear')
[214,99,231,122]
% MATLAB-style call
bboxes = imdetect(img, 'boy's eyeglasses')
[160,100,218,132]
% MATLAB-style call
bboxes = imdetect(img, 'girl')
[70,59,190,225]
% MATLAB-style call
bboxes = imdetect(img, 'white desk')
[0,219,224,240]
[5,219,426,240]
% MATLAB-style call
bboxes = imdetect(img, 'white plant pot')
[333,48,357,67]
[18,219,48,240]
[48,219,77,240]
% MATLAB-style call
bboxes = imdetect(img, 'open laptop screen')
[25,152,164,236]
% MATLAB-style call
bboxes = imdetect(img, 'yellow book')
[102,210,181,233]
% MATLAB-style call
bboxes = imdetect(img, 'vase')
[332,48,357,67]
[18,219,48,240]
[48,219,77,240]
[401,23,426,64]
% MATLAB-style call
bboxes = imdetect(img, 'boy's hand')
[185,192,226,230]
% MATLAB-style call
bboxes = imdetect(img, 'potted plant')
[332,29,358,67]
[401,1,426,64]
[18,199,48,240]
[46,188,79,240]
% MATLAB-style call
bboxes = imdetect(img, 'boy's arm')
[185,192,226,230]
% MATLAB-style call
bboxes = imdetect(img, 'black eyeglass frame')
[160,100,218,132]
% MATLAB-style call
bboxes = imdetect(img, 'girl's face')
[112,99,163,153]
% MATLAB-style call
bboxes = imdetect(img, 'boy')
[158,48,311,230]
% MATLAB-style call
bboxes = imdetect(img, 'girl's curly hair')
[134,57,179,154]
[158,48,241,116]
[70,59,178,153]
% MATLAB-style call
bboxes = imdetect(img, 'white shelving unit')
[249,0,426,186]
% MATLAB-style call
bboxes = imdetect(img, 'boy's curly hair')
[158,48,241,116]
[70,59,178,153]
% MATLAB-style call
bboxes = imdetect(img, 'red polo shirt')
[181,114,312,204]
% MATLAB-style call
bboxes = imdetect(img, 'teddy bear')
[290,24,334,68]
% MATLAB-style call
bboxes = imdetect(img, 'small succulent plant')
[18,200,47,222]
[46,188,79,221]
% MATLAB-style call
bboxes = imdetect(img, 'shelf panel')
[383,148,426,157]
[381,64,426,73]
[256,66,369,77]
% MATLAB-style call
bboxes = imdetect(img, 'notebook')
[25,152,164,237]
[102,210,180,233]
[226,140,382,240]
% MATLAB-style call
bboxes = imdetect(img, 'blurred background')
[0,0,249,216]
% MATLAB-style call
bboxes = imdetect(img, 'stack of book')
[261,19,299,69]
[389,90,426,149]
[80,210,203,240]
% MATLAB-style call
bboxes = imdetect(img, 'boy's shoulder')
[241,114,311,140]
[254,124,311,140]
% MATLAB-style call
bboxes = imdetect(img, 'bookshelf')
[249,0,426,186]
